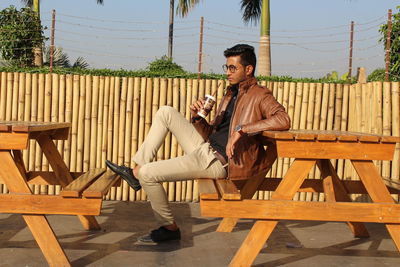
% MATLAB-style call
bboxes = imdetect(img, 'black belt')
[212,149,228,170]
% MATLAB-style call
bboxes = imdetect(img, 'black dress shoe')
[138,226,181,243]
[105,160,141,191]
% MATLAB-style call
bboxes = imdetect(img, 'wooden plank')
[11,121,71,133]
[276,140,396,160]
[318,159,369,237]
[0,151,71,266]
[262,131,294,140]
[215,179,241,200]
[253,178,400,195]
[83,170,119,198]
[229,159,316,267]
[352,160,400,251]
[36,134,73,186]
[216,145,277,232]
[198,179,219,200]
[0,132,28,150]
[0,194,101,215]
[0,124,11,132]
[201,199,400,223]
[60,168,105,198]
[26,171,83,185]
[12,150,27,180]
[381,135,400,143]
[36,133,101,230]
[28,128,70,140]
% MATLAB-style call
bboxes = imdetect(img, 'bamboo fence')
[0,72,399,202]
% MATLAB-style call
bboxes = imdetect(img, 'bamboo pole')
[17,73,25,121]
[282,82,296,180]
[138,77,147,200]
[76,75,86,173]
[166,78,175,202]
[11,73,19,121]
[158,78,168,198]
[101,77,112,200]
[171,78,180,201]
[292,82,303,201]
[184,79,194,201]
[5,73,13,120]
[375,82,383,175]
[107,77,115,162]
[23,73,32,168]
[57,75,65,168]
[116,77,128,199]
[276,82,290,185]
[90,76,100,169]
[179,78,187,201]
[319,83,330,131]
[116,77,127,201]
[96,76,105,169]
[333,84,343,131]
[191,79,200,202]
[121,77,134,201]
[101,76,110,167]
[390,82,399,185]
[35,74,45,173]
[63,75,73,168]
[311,83,322,200]
[69,75,80,172]
[83,75,92,172]
[306,83,316,181]
[299,83,308,130]
[0,72,6,120]
[129,77,141,201]
[382,82,392,180]
[326,84,335,131]
[337,84,349,180]
[107,77,116,200]
[28,74,38,172]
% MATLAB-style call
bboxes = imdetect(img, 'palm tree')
[177,0,271,76]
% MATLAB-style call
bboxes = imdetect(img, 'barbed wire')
[54,11,199,25]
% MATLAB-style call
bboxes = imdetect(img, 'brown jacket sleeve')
[242,93,291,135]
[191,117,214,141]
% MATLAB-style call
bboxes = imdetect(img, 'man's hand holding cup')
[190,94,216,120]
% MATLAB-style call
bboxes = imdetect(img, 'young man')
[106,44,290,243]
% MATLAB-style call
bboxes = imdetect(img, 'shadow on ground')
[0,201,399,266]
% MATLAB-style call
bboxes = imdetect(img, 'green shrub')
[0,6,46,67]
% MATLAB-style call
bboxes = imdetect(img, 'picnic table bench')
[0,121,120,267]
[199,130,400,267]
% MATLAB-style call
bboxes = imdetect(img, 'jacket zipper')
[227,87,241,179]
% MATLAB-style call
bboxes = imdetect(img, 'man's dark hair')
[224,44,256,75]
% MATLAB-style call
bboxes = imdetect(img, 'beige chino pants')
[133,106,227,226]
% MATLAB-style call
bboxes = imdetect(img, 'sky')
[0,0,399,78]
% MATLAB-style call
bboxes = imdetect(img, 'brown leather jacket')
[192,77,291,180]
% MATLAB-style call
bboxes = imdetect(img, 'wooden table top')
[0,121,71,133]
[263,130,400,143]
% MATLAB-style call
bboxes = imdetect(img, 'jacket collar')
[227,76,257,93]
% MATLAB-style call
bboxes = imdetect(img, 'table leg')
[229,159,316,267]
[352,159,400,250]
[0,151,71,267]
[12,150,27,180]
[217,144,277,233]
[318,159,369,238]
[36,134,101,230]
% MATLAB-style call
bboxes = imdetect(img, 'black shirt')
[208,86,238,161]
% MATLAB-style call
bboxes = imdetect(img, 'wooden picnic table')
[0,121,120,267]
[199,130,400,267]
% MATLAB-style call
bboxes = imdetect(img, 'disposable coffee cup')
[197,94,216,118]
